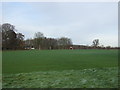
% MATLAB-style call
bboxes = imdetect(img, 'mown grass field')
[2,49,118,88]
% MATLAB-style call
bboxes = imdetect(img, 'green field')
[2,49,118,88]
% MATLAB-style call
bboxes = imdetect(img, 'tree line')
[1,23,72,50]
[1,23,119,50]
[25,32,72,50]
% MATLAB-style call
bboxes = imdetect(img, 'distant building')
[25,46,35,50]
[31,47,35,50]
[69,46,73,49]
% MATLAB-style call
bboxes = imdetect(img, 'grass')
[2,67,118,88]
[3,49,118,74]
[2,49,118,88]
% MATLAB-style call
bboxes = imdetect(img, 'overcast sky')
[1,2,118,46]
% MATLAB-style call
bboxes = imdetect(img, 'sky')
[1,2,118,47]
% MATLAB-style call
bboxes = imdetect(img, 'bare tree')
[2,23,24,50]
[16,33,24,49]
[34,32,45,49]
[2,23,17,50]
[92,39,99,47]
[57,37,72,49]
[34,32,44,39]
[58,37,72,46]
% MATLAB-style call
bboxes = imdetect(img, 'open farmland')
[2,49,118,88]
